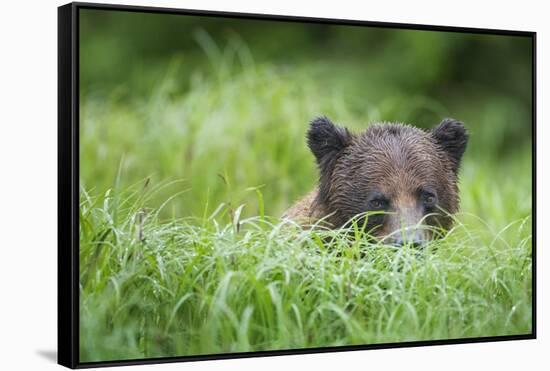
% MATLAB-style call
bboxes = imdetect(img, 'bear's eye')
[369,198,388,210]
[422,191,437,208]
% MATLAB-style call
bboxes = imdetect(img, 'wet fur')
[284,117,468,240]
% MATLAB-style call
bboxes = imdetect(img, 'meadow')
[78,11,533,362]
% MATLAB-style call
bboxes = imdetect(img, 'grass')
[79,181,532,362]
[78,38,533,362]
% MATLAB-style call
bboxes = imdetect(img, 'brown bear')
[284,116,468,246]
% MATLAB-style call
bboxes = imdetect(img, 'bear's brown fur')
[284,117,468,245]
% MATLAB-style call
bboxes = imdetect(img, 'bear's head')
[308,116,468,246]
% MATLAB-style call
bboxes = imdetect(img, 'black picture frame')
[58,2,537,369]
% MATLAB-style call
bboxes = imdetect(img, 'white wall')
[0,0,545,369]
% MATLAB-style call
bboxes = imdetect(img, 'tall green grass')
[79,43,532,362]
[79,181,531,362]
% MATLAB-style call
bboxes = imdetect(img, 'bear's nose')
[393,236,424,248]
[392,228,426,248]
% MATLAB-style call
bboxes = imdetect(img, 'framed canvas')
[58,2,536,368]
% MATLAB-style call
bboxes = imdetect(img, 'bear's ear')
[307,116,352,167]
[432,118,468,173]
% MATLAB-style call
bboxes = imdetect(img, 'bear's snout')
[388,226,427,248]
[383,205,430,247]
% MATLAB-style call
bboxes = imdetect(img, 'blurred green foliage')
[79,8,532,221]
